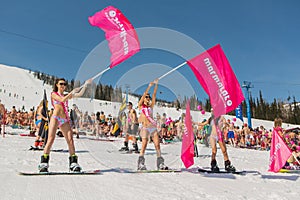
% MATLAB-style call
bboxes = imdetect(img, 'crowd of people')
[1,100,300,155]
[1,77,300,172]
[1,100,300,151]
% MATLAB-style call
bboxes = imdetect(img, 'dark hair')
[53,78,66,92]
[96,112,100,121]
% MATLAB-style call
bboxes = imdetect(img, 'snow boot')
[38,154,49,172]
[34,140,40,148]
[224,160,236,173]
[119,141,129,151]
[69,155,81,172]
[38,140,44,148]
[137,156,147,170]
[133,143,139,153]
[157,156,168,170]
[211,159,220,172]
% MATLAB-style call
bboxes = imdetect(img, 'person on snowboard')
[137,79,168,171]
[204,109,236,172]
[38,78,91,173]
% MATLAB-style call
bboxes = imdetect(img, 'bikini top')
[51,92,69,121]
[141,104,156,126]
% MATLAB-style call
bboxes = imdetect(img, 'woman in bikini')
[137,79,168,170]
[33,100,48,148]
[38,78,91,172]
[202,111,236,172]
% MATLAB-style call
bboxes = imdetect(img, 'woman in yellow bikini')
[137,79,168,170]
[38,78,91,172]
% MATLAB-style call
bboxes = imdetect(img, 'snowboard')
[135,169,181,173]
[121,149,140,154]
[20,133,36,137]
[19,169,102,176]
[279,169,300,174]
[28,146,64,152]
[198,168,246,175]
[89,138,116,142]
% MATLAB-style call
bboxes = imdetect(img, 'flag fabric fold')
[181,101,194,168]
[187,44,244,118]
[268,129,292,173]
[88,6,140,68]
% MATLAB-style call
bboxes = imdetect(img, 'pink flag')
[268,129,292,173]
[187,44,244,118]
[88,6,140,68]
[181,101,194,168]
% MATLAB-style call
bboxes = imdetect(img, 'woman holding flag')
[38,78,91,173]
[137,79,168,170]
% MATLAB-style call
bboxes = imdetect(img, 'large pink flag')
[181,101,194,168]
[187,44,244,118]
[88,6,140,68]
[268,129,292,173]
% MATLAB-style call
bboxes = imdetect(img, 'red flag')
[187,44,244,118]
[88,6,140,68]
[181,101,194,168]
[268,129,292,173]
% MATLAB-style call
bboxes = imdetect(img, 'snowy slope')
[0,64,53,111]
[0,134,299,200]
[0,64,299,200]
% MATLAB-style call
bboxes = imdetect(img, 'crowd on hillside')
[1,101,300,161]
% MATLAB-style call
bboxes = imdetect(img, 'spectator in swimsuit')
[119,102,139,153]
[33,100,48,148]
[202,110,236,172]
[0,100,6,136]
[38,78,91,172]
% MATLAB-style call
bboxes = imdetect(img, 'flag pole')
[79,67,110,89]
[292,152,300,165]
[91,67,111,80]
[158,62,187,80]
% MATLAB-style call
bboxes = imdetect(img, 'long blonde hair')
[274,117,282,128]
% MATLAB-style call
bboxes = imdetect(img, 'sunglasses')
[59,82,67,86]
[145,96,151,99]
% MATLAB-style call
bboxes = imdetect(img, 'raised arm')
[150,79,159,107]
[73,79,92,98]
[138,81,154,108]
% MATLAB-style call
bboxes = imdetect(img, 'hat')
[127,102,133,106]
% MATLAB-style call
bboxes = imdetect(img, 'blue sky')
[1,0,300,103]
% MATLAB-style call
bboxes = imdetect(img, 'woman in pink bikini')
[38,78,91,172]
[137,79,168,170]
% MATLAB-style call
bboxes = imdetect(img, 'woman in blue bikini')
[33,100,48,148]
[137,79,168,170]
[38,78,91,172]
